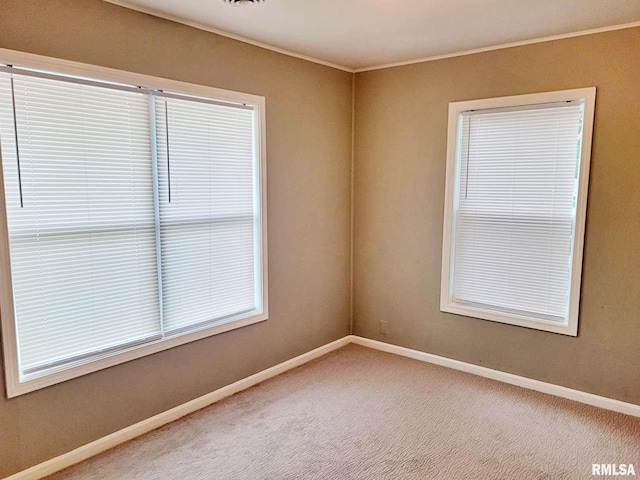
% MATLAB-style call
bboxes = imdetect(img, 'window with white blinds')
[0,58,266,397]
[155,96,258,335]
[441,89,596,336]
[0,73,161,376]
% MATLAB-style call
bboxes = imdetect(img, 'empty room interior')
[0,0,639,478]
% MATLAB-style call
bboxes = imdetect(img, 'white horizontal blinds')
[0,72,161,374]
[155,96,257,334]
[452,102,584,322]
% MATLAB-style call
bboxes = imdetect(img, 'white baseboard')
[7,334,640,480]
[349,335,640,418]
[4,336,350,480]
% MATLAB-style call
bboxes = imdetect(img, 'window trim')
[0,48,268,398]
[440,88,596,336]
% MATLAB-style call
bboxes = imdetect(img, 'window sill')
[7,310,268,398]
[440,301,577,336]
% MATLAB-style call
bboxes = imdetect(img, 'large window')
[0,51,267,397]
[440,88,595,336]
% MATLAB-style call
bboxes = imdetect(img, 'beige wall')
[1,1,639,476]
[0,1,352,477]
[354,27,640,405]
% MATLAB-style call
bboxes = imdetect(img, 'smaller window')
[440,88,596,336]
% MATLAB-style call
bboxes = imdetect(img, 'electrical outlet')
[380,320,388,335]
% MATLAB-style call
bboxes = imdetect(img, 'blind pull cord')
[464,117,471,200]
[165,99,171,203]
[9,75,24,208]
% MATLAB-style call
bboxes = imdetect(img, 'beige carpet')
[48,344,640,479]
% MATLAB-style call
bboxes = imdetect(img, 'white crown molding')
[354,21,640,72]
[103,2,640,74]
[102,0,354,72]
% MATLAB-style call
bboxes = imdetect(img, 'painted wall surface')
[1,1,639,476]
[0,1,352,476]
[354,27,640,405]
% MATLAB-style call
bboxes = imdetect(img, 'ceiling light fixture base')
[223,0,265,4]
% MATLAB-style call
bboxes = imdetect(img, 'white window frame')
[0,49,268,397]
[440,88,596,336]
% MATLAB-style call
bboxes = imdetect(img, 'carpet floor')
[48,344,640,479]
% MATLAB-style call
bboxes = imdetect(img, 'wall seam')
[349,72,355,335]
